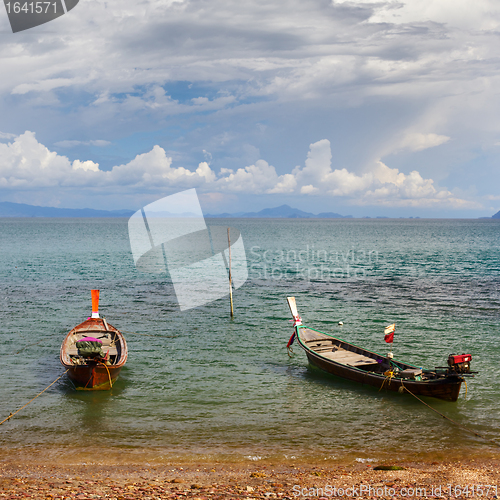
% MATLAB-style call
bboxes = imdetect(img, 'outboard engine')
[447,354,472,374]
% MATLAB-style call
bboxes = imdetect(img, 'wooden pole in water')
[228,227,234,318]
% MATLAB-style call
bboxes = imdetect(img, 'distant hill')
[492,211,500,219]
[0,201,351,219]
[0,201,134,218]
[206,204,352,219]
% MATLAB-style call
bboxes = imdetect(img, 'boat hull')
[60,317,127,391]
[296,326,463,402]
[67,364,123,390]
[304,350,462,402]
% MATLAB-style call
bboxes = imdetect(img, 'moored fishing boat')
[60,290,128,390]
[286,297,474,402]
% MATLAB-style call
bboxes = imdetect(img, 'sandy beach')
[1,458,499,499]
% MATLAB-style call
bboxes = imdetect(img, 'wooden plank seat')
[305,339,335,346]
[319,349,377,367]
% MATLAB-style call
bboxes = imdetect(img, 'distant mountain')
[244,205,316,218]
[0,201,352,219]
[492,211,500,219]
[206,204,351,218]
[0,201,134,218]
[316,211,352,219]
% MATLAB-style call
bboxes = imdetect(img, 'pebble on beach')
[0,460,499,499]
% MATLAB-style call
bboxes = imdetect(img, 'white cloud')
[0,131,479,210]
[55,140,112,148]
[107,145,214,189]
[293,139,333,187]
[214,160,291,194]
[268,173,297,194]
[394,133,450,152]
[300,184,319,195]
[360,0,500,30]
[2,0,497,110]
[0,132,17,140]
[72,159,100,172]
[287,140,479,208]
[0,131,74,188]
[0,0,499,217]
[0,132,213,191]
[12,78,75,95]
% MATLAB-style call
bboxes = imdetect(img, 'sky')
[1,0,500,217]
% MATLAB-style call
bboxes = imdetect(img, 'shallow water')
[0,218,499,464]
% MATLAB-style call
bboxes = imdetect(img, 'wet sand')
[1,459,499,499]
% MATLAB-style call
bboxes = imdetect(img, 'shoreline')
[2,446,500,467]
[1,458,499,499]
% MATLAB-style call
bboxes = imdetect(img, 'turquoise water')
[0,218,499,464]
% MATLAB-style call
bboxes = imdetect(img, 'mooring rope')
[98,361,113,389]
[120,330,178,338]
[379,371,394,391]
[0,337,45,356]
[0,369,69,426]
[15,339,45,355]
[400,381,500,449]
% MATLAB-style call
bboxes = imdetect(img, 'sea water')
[0,217,499,465]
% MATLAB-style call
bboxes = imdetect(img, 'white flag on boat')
[384,324,395,335]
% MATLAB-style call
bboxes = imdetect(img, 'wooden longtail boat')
[287,297,473,402]
[60,290,127,390]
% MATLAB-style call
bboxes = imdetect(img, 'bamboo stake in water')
[228,227,234,318]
